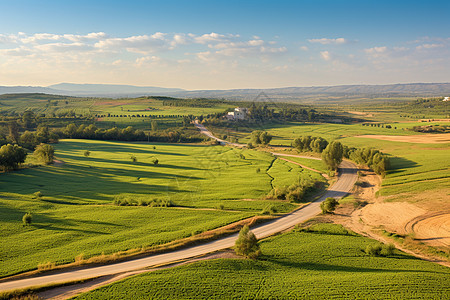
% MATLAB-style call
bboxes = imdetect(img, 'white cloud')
[320,50,331,61]
[416,43,443,50]
[300,46,309,51]
[95,33,168,54]
[364,46,387,58]
[309,38,349,45]
[0,46,32,56]
[35,42,93,53]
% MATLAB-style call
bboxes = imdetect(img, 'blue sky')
[0,0,449,89]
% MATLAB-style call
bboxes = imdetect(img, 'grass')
[74,224,450,299]
[0,140,316,277]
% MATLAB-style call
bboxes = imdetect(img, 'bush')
[130,155,137,163]
[266,178,317,203]
[151,158,159,165]
[22,213,32,226]
[84,150,91,157]
[365,243,395,256]
[33,191,43,199]
[381,243,395,256]
[235,225,261,259]
[320,197,339,214]
[261,205,277,215]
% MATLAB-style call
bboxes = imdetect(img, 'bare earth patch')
[318,169,450,266]
[356,134,450,143]
[52,159,65,167]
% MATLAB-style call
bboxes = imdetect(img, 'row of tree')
[346,147,390,176]
[293,136,328,153]
[293,136,390,175]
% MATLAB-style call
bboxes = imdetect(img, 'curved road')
[0,125,357,293]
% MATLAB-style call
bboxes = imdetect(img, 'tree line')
[293,135,390,176]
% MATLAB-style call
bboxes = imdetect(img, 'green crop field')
[0,140,320,277]
[75,224,450,299]
[225,120,449,205]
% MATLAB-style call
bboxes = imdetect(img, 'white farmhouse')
[226,107,248,120]
[443,97,449,102]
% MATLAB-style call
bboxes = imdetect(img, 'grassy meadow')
[0,139,325,277]
[75,224,450,299]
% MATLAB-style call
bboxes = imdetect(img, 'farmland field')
[75,224,450,299]
[0,140,323,277]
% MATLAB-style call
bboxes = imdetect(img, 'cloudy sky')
[0,0,449,89]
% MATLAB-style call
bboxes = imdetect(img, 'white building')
[226,107,248,120]
[443,97,449,102]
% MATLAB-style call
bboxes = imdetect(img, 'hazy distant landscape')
[2,82,450,103]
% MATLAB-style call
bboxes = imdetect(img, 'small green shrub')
[22,213,32,226]
[320,197,339,214]
[365,243,395,256]
[33,191,43,199]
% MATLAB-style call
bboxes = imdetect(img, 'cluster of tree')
[18,126,59,150]
[279,108,317,122]
[293,135,390,175]
[250,130,272,145]
[293,136,328,153]
[346,147,390,176]
[58,124,146,141]
[267,178,317,202]
[0,144,27,171]
[55,123,204,143]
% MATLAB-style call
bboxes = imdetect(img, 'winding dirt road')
[0,125,357,293]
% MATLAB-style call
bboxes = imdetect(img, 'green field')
[75,224,450,299]
[0,140,325,277]
[226,121,450,205]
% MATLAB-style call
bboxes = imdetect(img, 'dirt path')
[356,134,450,143]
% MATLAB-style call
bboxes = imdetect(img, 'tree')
[234,225,261,259]
[34,143,54,165]
[22,213,32,226]
[8,120,20,144]
[320,197,339,214]
[84,150,91,157]
[322,141,343,170]
[151,120,158,132]
[0,144,27,171]
[22,111,36,129]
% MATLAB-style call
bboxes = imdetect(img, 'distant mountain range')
[0,82,449,102]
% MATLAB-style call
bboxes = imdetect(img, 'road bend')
[0,126,357,293]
